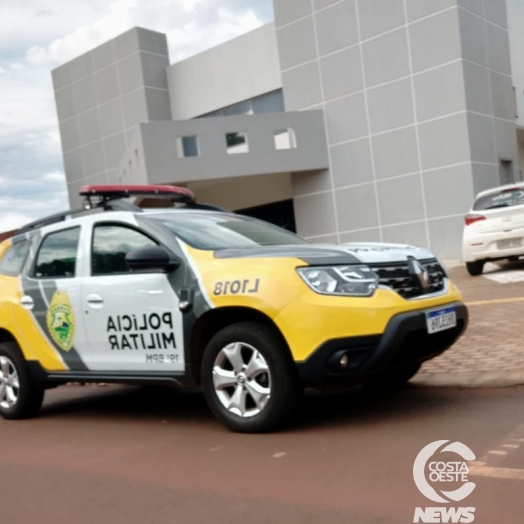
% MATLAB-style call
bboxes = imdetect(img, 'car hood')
[214,242,435,266]
[336,242,436,264]
[214,244,361,265]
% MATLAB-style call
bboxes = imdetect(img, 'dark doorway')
[499,159,515,185]
[236,199,297,233]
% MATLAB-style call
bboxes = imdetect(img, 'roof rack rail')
[17,185,232,236]
[16,200,143,236]
[17,208,87,236]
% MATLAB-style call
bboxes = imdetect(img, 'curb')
[412,369,524,388]
[442,259,463,270]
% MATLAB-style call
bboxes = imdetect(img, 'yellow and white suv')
[0,185,468,432]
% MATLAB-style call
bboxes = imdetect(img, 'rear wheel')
[0,342,44,420]
[201,322,302,433]
[466,261,484,276]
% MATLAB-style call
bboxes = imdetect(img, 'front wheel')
[0,342,44,420]
[466,261,485,276]
[201,322,302,433]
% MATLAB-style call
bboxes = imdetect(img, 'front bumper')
[296,302,468,387]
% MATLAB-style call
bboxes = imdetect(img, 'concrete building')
[508,0,524,171]
[52,0,524,258]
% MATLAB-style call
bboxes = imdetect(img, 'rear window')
[473,188,524,211]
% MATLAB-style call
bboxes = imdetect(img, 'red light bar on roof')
[79,184,195,202]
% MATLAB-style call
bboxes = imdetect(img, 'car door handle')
[86,294,104,305]
[20,296,34,310]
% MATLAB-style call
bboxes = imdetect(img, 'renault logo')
[408,257,429,291]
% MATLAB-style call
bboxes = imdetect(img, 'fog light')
[340,354,349,368]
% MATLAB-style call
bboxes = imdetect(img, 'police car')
[0,185,468,432]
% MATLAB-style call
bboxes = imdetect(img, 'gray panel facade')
[52,27,172,208]
[274,0,520,257]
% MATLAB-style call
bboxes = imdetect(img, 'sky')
[0,0,274,232]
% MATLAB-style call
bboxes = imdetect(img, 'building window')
[197,90,284,118]
[176,136,200,158]
[226,132,249,154]
[222,99,252,116]
[274,128,297,150]
[252,90,285,114]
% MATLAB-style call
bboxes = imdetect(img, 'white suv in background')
[462,183,524,276]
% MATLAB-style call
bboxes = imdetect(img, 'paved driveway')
[416,260,524,386]
[1,384,523,524]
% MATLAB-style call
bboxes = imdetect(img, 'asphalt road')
[1,384,523,524]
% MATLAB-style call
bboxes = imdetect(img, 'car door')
[81,221,185,372]
[20,225,92,371]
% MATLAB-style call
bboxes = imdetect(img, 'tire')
[201,322,302,433]
[508,256,520,262]
[466,261,484,276]
[364,364,421,391]
[0,341,44,420]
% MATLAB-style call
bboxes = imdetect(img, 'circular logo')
[413,440,476,503]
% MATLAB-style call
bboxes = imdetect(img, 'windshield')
[473,188,524,211]
[149,213,310,250]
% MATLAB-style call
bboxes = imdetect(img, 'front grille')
[370,258,446,299]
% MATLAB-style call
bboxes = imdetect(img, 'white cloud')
[166,6,266,61]
[0,0,273,233]
[0,170,69,230]
[0,212,35,232]
[22,0,266,67]
[43,171,67,182]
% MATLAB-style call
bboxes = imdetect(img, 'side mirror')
[125,246,180,273]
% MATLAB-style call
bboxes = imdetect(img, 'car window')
[92,224,157,276]
[0,241,30,276]
[149,213,309,250]
[473,188,524,211]
[35,228,80,279]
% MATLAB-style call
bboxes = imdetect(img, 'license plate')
[497,238,522,250]
[426,307,457,335]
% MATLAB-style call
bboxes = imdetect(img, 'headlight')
[297,265,378,297]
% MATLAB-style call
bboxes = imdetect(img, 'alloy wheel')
[212,342,271,418]
[0,356,19,409]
